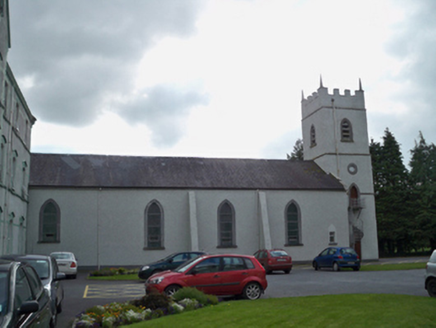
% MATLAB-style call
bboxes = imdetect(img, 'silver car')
[425,249,436,297]
[0,254,66,325]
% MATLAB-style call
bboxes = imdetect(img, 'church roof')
[29,153,345,191]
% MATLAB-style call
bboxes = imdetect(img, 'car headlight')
[141,266,150,271]
[148,276,164,284]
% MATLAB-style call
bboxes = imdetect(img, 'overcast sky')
[8,0,436,167]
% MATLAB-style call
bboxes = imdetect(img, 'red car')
[254,249,293,274]
[145,254,267,300]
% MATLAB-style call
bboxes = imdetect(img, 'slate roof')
[29,153,345,191]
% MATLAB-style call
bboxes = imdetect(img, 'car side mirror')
[18,301,39,315]
[189,269,197,275]
[167,258,173,263]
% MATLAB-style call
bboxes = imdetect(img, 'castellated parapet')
[301,84,365,119]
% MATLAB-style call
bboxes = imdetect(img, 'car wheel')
[164,284,181,297]
[313,261,319,271]
[427,279,436,297]
[353,266,360,271]
[243,282,262,300]
[284,269,291,274]
[333,262,340,271]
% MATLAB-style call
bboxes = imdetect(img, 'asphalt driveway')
[56,258,429,327]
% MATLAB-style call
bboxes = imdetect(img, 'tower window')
[310,125,316,147]
[341,119,353,142]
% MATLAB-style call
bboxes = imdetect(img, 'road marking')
[83,284,145,299]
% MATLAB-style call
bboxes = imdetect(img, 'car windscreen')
[0,272,8,316]
[270,250,288,257]
[174,256,205,273]
[24,260,50,279]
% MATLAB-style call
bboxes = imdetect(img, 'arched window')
[218,201,236,247]
[39,200,60,243]
[310,125,316,147]
[341,119,353,142]
[349,185,362,210]
[285,201,301,246]
[145,201,163,249]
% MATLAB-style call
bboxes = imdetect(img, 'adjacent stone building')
[0,0,36,256]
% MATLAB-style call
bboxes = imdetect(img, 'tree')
[409,132,436,250]
[370,128,411,255]
[287,139,304,161]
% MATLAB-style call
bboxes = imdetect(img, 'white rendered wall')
[27,187,349,266]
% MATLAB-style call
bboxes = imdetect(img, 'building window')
[285,201,301,246]
[39,200,60,243]
[218,201,236,247]
[145,201,163,249]
[310,125,316,147]
[341,119,353,142]
[328,225,337,245]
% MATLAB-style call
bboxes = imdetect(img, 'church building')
[25,80,379,267]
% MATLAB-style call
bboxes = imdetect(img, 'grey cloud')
[382,0,436,163]
[117,84,209,147]
[8,0,206,126]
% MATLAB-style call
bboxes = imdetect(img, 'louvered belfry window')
[341,119,353,141]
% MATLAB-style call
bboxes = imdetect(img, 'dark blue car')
[138,252,206,280]
[312,247,360,271]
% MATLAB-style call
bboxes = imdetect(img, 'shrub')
[172,287,219,306]
[130,292,172,310]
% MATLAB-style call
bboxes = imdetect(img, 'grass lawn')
[124,294,436,328]
[360,262,426,271]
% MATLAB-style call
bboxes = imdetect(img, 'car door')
[325,248,337,267]
[318,248,331,267]
[15,266,52,328]
[219,256,249,295]
[51,257,63,311]
[184,257,222,295]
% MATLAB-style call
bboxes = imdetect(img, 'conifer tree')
[409,132,436,250]
[287,138,304,161]
[370,129,410,255]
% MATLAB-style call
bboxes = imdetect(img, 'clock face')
[348,163,358,175]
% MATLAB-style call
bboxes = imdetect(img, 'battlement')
[301,80,365,118]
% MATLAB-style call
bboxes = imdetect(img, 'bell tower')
[301,78,379,260]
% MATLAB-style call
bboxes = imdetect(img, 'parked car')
[312,247,360,271]
[145,254,267,300]
[50,251,78,279]
[254,249,293,274]
[1,254,65,325]
[0,260,53,327]
[138,251,206,280]
[425,249,436,297]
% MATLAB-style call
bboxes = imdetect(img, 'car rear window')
[270,250,288,257]
[52,253,73,260]
[340,248,357,255]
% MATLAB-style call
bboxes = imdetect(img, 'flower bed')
[72,287,219,327]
